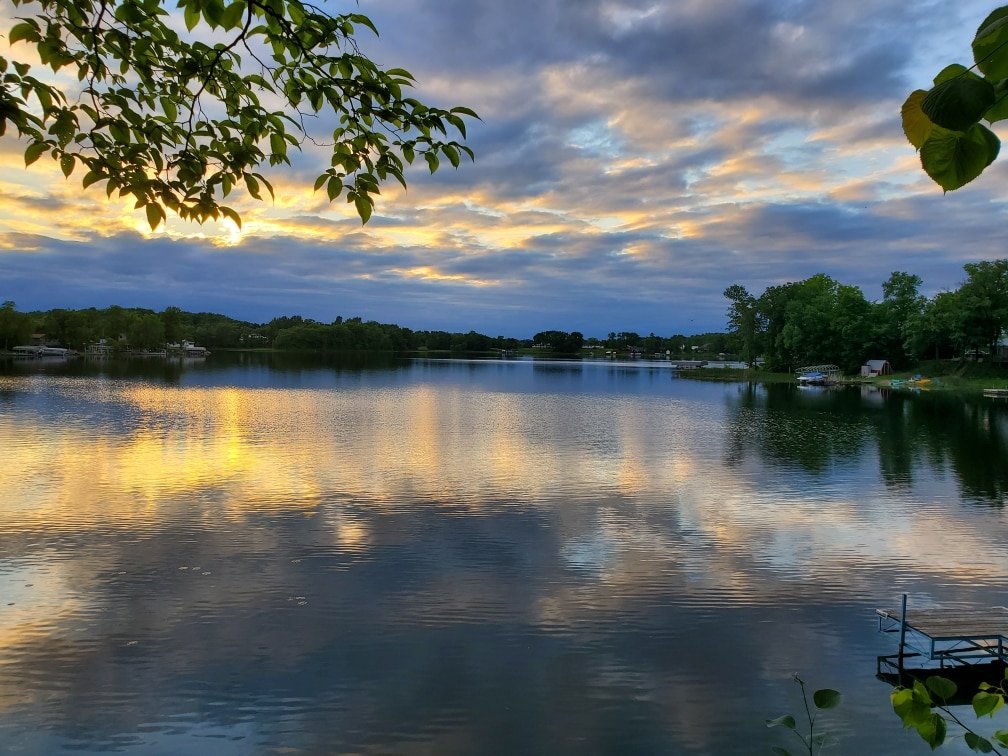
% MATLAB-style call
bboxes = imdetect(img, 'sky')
[1,0,1007,338]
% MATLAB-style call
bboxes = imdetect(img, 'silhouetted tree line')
[724,262,1008,374]
[0,303,532,354]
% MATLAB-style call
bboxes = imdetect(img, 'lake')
[2,353,1007,754]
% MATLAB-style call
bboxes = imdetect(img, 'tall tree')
[958,260,1008,358]
[1,0,477,228]
[0,301,34,349]
[723,284,764,367]
[877,271,926,368]
[160,306,185,345]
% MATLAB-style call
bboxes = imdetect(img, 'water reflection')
[723,382,1008,505]
[1,361,1008,753]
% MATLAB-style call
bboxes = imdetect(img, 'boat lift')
[877,594,1008,679]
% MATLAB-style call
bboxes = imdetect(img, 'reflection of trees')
[723,384,1008,505]
[723,383,870,472]
[917,396,1008,506]
[871,391,1008,505]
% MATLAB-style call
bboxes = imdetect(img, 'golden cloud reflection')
[4,379,1008,618]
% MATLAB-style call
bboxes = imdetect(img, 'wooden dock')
[877,597,1008,683]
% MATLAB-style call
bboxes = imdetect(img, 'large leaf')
[920,123,1000,191]
[974,6,1008,80]
[921,77,996,132]
[902,90,933,149]
[933,64,971,86]
[925,676,957,703]
[892,685,934,727]
[914,712,947,749]
[965,732,995,753]
[973,690,1005,718]
[813,689,842,709]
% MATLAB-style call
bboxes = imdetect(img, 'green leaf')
[922,77,996,132]
[933,64,972,86]
[145,202,164,231]
[974,7,1008,80]
[965,732,995,753]
[424,151,439,173]
[269,132,286,159]
[892,686,933,727]
[993,729,1008,747]
[8,21,40,44]
[219,205,242,229]
[81,171,104,189]
[60,152,74,178]
[450,105,480,119]
[253,173,274,199]
[765,715,796,730]
[812,688,842,709]
[220,0,246,29]
[442,143,460,168]
[920,123,1000,191]
[973,690,1005,717]
[925,677,957,703]
[914,712,947,749]
[244,173,261,200]
[903,90,934,149]
[354,192,372,224]
[160,97,178,124]
[983,86,1008,124]
[24,142,47,166]
[202,0,225,27]
[326,175,343,201]
[184,2,200,31]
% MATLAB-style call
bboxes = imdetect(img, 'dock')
[876,595,1008,690]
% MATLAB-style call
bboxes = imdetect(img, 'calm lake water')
[2,353,1008,755]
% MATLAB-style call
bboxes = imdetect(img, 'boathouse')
[861,359,891,377]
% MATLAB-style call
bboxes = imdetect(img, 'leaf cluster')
[891,674,1008,752]
[1,0,477,228]
[902,7,1008,191]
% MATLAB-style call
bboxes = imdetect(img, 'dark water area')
[1,353,1007,754]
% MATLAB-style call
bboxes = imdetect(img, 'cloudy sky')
[1,0,1006,337]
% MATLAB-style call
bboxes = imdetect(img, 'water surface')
[2,354,1007,754]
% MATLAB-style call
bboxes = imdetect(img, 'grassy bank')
[675,361,1008,394]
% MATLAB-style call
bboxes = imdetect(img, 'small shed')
[861,359,892,377]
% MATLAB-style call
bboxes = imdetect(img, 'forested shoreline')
[2,260,1007,371]
[0,302,728,358]
[724,261,1008,374]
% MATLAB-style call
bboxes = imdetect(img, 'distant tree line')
[724,261,1008,373]
[0,303,533,354]
[0,301,752,358]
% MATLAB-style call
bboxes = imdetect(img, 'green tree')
[877,272,926,368]
[833,282,873,373]
[0,301,34,349]
[901,6,1008,191]
[160,306,185,344]
[128,313,166,349]
[723,283,764,367]
[957,259,1008,359]
[1,0,477,228]
[42,307,95,349]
